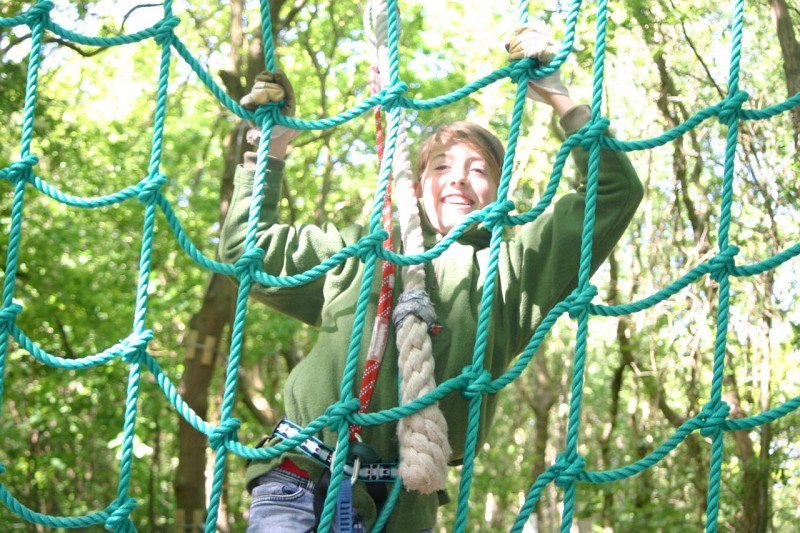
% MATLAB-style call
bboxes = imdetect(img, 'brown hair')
[416,121,505,184]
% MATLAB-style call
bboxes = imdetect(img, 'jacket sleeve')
[218,158,364,327]
[503,105,643,353]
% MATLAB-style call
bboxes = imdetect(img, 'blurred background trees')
[1,0,798,530]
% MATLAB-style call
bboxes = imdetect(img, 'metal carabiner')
[350,432,363,485]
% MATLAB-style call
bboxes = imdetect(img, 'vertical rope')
[705,0,746,530]
[0,0,50,418]
[204,2,280,530]
[366,0,452,494]
[557,0,608,529]
[317,1,402,526]
[110,1,177,529]
[350,16,396,439]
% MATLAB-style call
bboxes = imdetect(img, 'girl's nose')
[449,170,467,185]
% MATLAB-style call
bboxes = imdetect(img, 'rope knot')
[356,230,389,262]
[460,366,493,399]
[0,304,22,332]
[209,418,241,451]
[154,16,180,46]
[25,1,54,26]
[380,82,408,110]
[253,102,282,127]
[552,452,586,488]
[578,118,611,150]
[718,90,749,124]
[484,200,515,231]
[567,285,598,319]
[1,155,38,183]
[392,289,438,333]
[509,59,537,85]
[137,173,167,204]
[708,246,739,282]
[105,497,136,532]
[700,401,730,438]
[121,329,153,365]
[233,248,265,280]
[323,398,361,429]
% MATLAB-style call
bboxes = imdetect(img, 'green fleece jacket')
[219,105,642,532]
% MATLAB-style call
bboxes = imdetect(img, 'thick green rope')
[1,0,799,531]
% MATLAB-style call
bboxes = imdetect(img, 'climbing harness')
[273,419,398,483]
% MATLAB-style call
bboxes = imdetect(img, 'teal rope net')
[1,0,799,531]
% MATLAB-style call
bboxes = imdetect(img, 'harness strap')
[274,419,398,482]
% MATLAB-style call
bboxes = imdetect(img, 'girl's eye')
[435,165,449,171]
[471,167,486,175]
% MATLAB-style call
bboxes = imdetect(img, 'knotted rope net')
[1,0,799,531]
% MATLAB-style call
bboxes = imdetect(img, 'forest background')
[1,0,799,531]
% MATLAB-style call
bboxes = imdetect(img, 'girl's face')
[417,141,499,235]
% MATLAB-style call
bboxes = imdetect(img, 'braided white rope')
[366,0,451,493]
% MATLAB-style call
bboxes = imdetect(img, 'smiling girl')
[220,25,642,533]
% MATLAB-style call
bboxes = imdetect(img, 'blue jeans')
[247,468,366,533]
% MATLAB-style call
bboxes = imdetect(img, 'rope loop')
[356,230,389,262]
[552,451,586,488]
[104,497,137,532]
[380,82,408,110]
[460,366,493,399]
[153,15,180,47]
[1,155,39,184]
[137,173,167,205]
[134,328,155,346]
[700,400,731,438]
[578,117,611,150]
[233,248,266,280]
[708,245,739,282]
[718,90,749,125]
[323,398,360,429]
[209,417,241,451]
[0,304,23,332]
[567,284,598,319]
[484,200,515,231]
[509,59,537,85]
[25,1,53,26]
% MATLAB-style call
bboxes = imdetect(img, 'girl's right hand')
[241,70,299,163]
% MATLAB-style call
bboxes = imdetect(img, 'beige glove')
[240,70,298,143]
[506,22,569,104]
[241,70,296,114]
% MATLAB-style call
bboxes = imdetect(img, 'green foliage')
[1,0,799,531]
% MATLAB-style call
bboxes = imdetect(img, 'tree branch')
[2,31,32,55]
[667,0,724,98]
[45,36,109,57]
[120,3,163,32]
[280,0,313,31]
[54,316,76,359]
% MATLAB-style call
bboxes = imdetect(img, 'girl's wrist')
[543,93,577,117]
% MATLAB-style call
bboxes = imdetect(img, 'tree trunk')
[174,273,236,531]
[599,251,632,528]
[518,341,557,532]
[174,0,292,526]
[770,0,800,151]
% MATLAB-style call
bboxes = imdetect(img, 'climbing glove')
[506,22,570,104]
[240,70,298,145]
